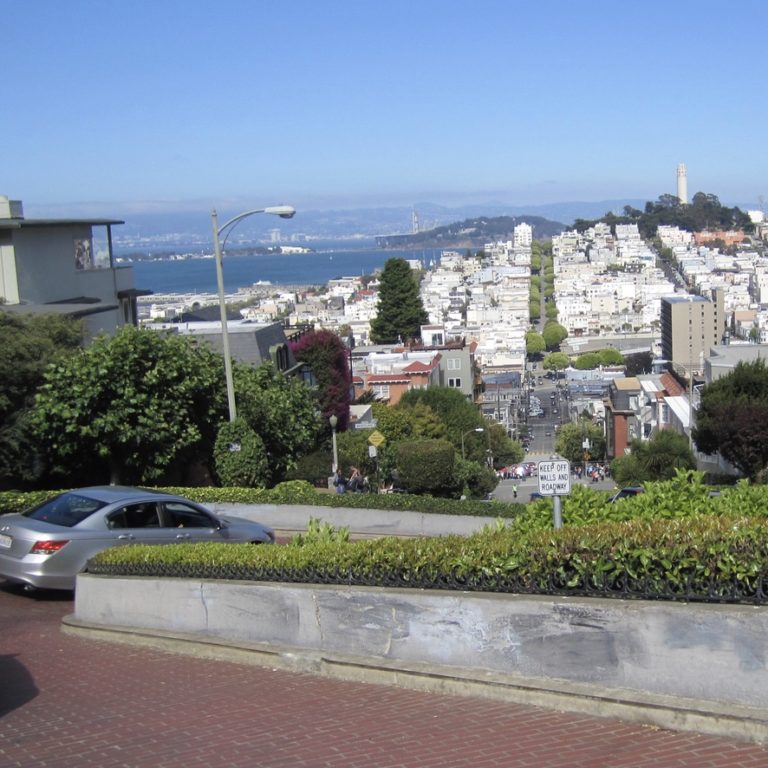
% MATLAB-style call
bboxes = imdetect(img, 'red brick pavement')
[1,582,767,768]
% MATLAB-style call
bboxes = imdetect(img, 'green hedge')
[511,471,749,532]
[88,513,768,604]
[0,480,523,519]
[15,471,768,603]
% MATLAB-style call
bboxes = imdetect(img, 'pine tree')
[370,258,428,344]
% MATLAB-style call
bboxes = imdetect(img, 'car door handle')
[117,533,135,540]
[175,533,191,540]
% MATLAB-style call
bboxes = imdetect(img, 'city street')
[2,582,767,767]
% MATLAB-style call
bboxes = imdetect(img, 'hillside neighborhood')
[140,205,768,475]
[3,190,768,479]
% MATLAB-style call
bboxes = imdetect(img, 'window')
[449,377,462,388]
[163,503,216,528]
[24,492,106,528]
[270,343,290,372]
[107,503,161,529]
[372,384,390,400]
[447,359,461,370]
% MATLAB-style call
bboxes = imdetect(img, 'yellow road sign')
[368,430,386,448]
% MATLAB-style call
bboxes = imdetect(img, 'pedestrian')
[333,469,346,494]
[512,483,518,499]
[348,466,362,492]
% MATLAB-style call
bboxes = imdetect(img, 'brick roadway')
[1,584,767,768]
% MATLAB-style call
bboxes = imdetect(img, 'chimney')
[0,196,24,220]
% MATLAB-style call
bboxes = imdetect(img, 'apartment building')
[351,348,441,405]
[603,372,686,458]
[513,222,533,247]
[0,196,150,338]
[660,289,725,375]
[349,325,479,404]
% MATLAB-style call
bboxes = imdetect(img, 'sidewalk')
[2,583,767,767]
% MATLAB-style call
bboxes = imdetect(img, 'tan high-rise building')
[660,289,725,375]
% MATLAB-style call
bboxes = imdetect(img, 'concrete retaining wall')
[73,575,768,717]
[209,502,496,538]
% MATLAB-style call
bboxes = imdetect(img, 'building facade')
[660,290,725,376]
[0,196,149,337]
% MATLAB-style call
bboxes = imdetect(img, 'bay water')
[126,242,445,295]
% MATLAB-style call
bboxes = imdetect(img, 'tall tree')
[542,321,568,350]
[369,258,428,344]
[233,361,320,485]
[693,359,768,480]
[612,430,695,485]
[399,386,484,451]
[32,325,226,485]
[555,420,606,463]
[290,328,351,430]
[542,351,570,372]
[0,312,84,489]
[525,331,546,357]
[373,400,447,442]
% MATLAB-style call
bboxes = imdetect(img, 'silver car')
[0,486,274,591]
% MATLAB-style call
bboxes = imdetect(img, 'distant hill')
[572,192,754,240]
[37,199,646,244]
[376,215,566,249]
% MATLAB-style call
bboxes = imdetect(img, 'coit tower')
[677,163,688,205]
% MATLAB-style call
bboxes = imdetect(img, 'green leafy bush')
[395,439,457,496]
[452,456,498,499]
[0,489,53,515]
[213,418,269,487]
[290,517,350,546]
[284,449,334,487]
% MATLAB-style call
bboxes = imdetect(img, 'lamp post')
[329,414,339,474]
[461,427,484,459]
[211,205,296,421]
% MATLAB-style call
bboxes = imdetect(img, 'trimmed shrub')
[453,457,498,499]
[213,418,269,487]
[395,439,457,496]
[89,513,768,604]
[284,449,334,487]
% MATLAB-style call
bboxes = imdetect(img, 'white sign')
[537,459,571,496]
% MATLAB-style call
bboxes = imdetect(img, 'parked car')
[608,486,644,502]
[0,486,275,591]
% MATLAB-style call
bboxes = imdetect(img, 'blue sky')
[4,0,767,217]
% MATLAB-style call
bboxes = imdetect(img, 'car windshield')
[22,492,107,528]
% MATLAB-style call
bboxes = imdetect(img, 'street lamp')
[329,414,339,474]
[461,427,484,459]
[211,205,296,421]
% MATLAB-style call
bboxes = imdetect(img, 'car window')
[106,503,161,529]
[23,492,106,528]
[163,502,216,529]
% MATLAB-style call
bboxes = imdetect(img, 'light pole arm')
[210,203,296,424]
[216,206,296,237]
[212,208,237,422]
